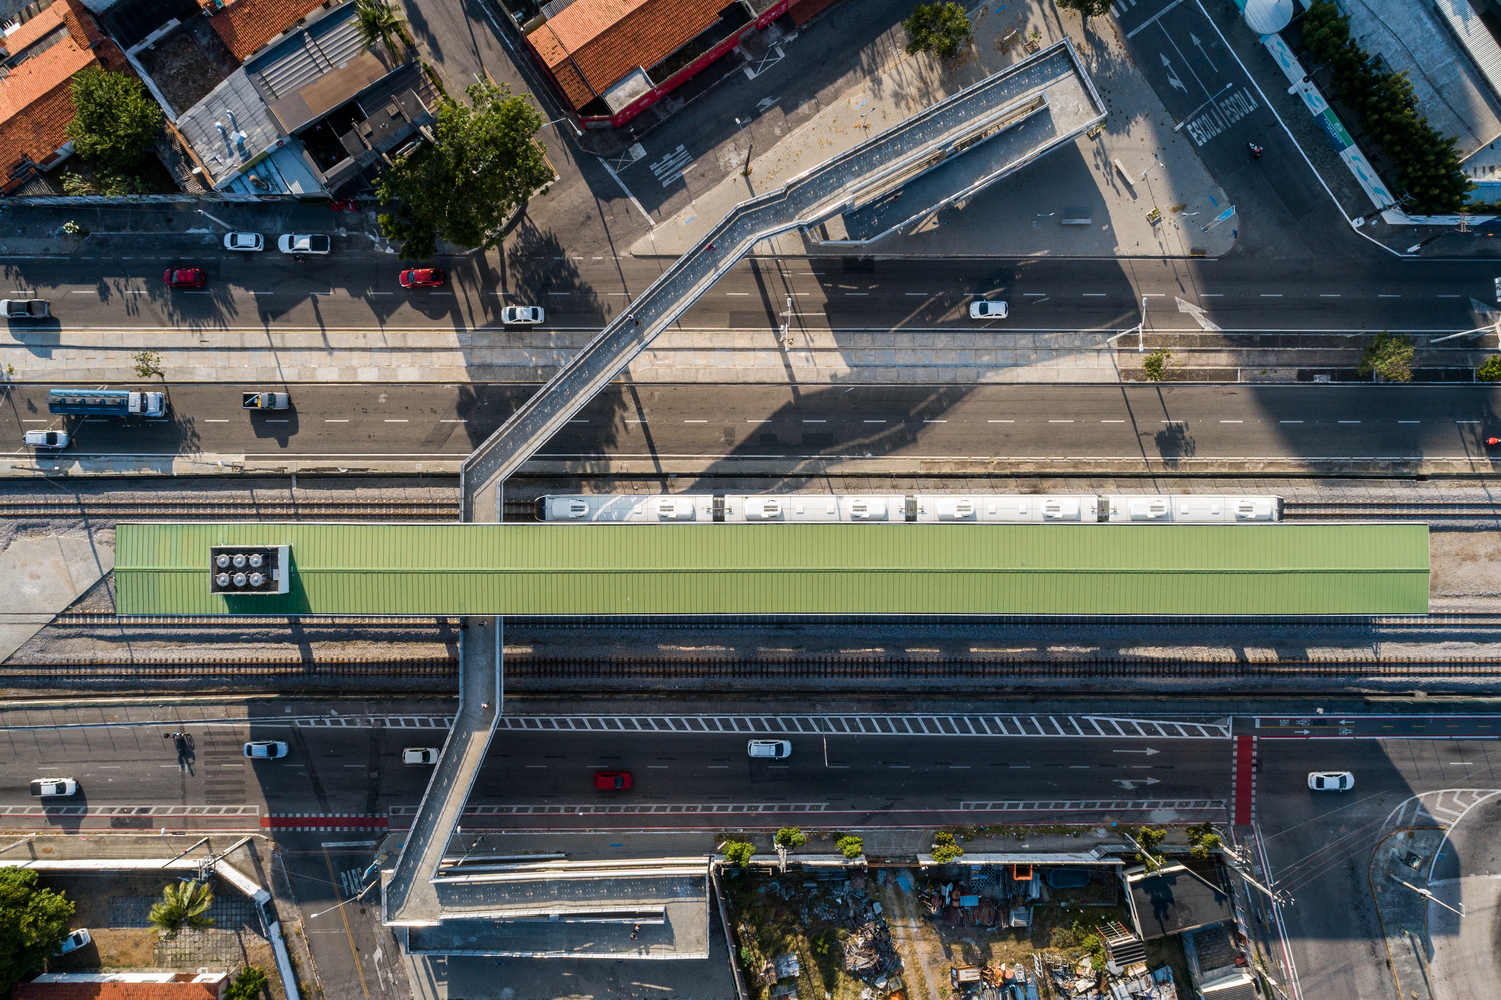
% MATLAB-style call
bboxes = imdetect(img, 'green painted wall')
[115,522,1430,616]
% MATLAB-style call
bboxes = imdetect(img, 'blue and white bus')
[48,388,167,418]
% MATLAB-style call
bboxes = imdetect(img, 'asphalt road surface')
[7,383,1501,464]
[1,248,1496,335]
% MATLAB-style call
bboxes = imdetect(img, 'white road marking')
[1458,420,1482,424]
[905,292,927,296]
[1319,294,1340,298]
[325,419,349,423]
[684,419,707,423]
[1260,294,1282,298]
[864,419,886,423]
[1082,293,1106,297]
[746,419,770,423]
[1338,420,1360,424]
[1048,419,1073,423]
[1280,420,1303,424]
[845,292,868,296]
[204,419,228,423]
[384,419,408,422]
[988,419,1014,423]
[1398,420,1420,424]
[1378,294,1401,298]
[726,292,750,296]
[1101,419,1125,423]
[1220,420,1242,423]
[802,419,826,423]
[924,419,947,423]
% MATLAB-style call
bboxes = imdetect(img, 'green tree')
[64,67,163,171]
[835,835,864,860]
[132,350,163,378]
[1056,0,1113,18]
[903,2,971,58]
[1141,348,1173,381]
[377,79,552,260]
[226,967,267,1000]
[1358,331,1414,382]
[1299,0,1470,214]
[1081,933,1106,971]
[723,841,756,866]
[931,831,964,864]
[148,880,214,937]
[0,868,75,993]
[1478,356,1501,382]
[354,0,407,59]
[774,827,807,849]
[1186,821,1223,859]
[1133,826,1168,871]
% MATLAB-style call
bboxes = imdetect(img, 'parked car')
[278,234,331,255]
[501,305,544,325]
[400,268,445,288]
[243,741,289,759]
[593,771,633,790]
[224,232,264,251]
[243,391,290,410]
[1307,771,1354,791]
[747,739,791,759]
[969,299,1008,319]
[23,430,69,449]
[30,777,78,796]
[56,929,91,955]
[402,747,439,765]
[163,268,206,289]
[0,298,50,318]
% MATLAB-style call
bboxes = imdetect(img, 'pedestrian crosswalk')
[650,145,692,187]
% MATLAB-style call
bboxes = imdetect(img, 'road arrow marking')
[1161,53,1188,93]
[1113,748,1161,755]
[1114,777,1162,790]
[1190,32,1219,72]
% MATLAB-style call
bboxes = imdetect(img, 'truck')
[48,388,166,418]
[243,391,290,410]
[0,298,50,319]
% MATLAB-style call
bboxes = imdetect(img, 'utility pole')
[734,117,753,177]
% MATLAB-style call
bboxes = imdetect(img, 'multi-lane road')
[7,383,1501,467]
[1,247,1497,334]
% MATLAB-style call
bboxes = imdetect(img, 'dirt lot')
[134,18,239,114]
[40,871,278,991]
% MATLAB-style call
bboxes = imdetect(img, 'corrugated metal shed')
[114,523,1429,616]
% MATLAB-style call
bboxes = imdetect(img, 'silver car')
[969,299,1008,319]
[747,739,791,759]
[1,298,50,318]
[1307,770,1354,791]
[277,234,331,255]
[224,232,264,251]
[501,305,544,325]
[243,740,290,759]
[31,777,78,796]
[23,430,68,449]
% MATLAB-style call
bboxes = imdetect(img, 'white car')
[969,299,1008,319]
[277,234,331,255]
[30,778,78,796]
[223,232,264,251]
[402,747,440,765]
[501,305,544,325]
[243,740,290,759]
[748,739,792,759]
[56,929,91,955]
[1308,771,1354,792]
[23,430,68,449]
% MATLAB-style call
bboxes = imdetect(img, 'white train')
[534,494,1283,524]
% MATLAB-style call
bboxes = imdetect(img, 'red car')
[594,771,632,790]
[399,268,445,288]
[163,268,206,288]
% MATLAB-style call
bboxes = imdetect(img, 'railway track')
[1281,501,1501,520]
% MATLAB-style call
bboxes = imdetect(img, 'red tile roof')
[205,0,329,62]
[15,985,221,1000]
[530,0,728,109]
[0,0,130,180]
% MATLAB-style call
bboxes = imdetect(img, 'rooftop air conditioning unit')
[210,545,290,595]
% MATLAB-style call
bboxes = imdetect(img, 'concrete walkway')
[384,617,500,926]
[632,2,1233,259]
[463,42,1106,519]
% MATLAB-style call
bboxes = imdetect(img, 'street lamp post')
[734,117,752,177]
[542,116,582,139]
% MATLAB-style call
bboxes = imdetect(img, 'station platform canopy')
[114,522,1430,616]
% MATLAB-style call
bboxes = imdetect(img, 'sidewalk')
[632,2,1233,260]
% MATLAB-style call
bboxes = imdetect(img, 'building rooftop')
[1126,862,1233,941]
[204,0,330,62]
[15,981,221,1000]
[174,66,291,188]
[114,522,1430,616]
[0,0,127,182]
[528,0,728,109]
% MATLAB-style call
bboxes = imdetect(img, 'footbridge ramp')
[461,40,1105,522]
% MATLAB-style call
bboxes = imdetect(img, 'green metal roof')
[114,522,1429,616]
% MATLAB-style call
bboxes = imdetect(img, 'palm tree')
[148,880,215,937]
[354,0,407,60]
